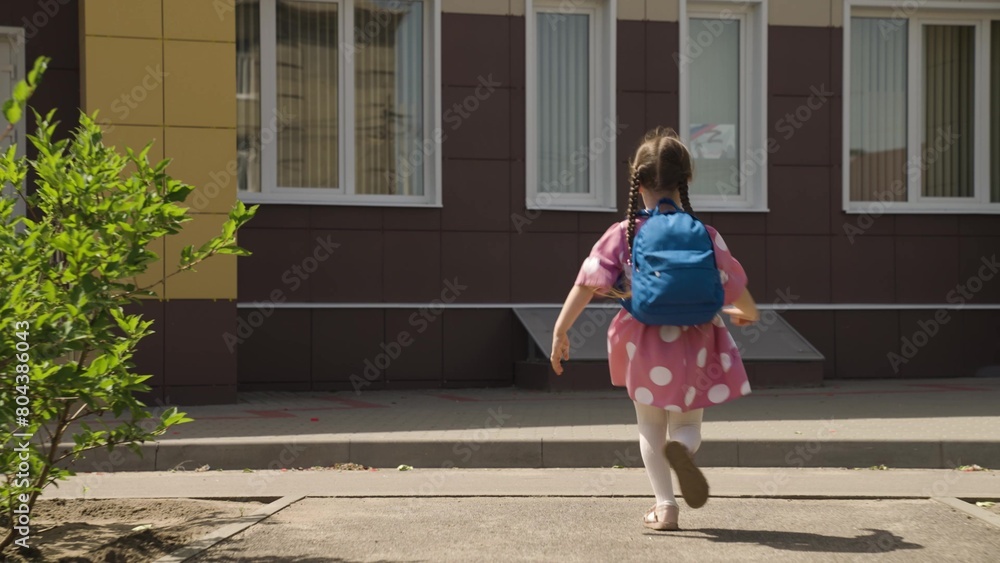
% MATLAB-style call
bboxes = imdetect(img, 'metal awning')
[514,306,824,362]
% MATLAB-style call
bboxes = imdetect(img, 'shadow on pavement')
[650,528,924,554]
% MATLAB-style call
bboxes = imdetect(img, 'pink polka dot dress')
[576,218,751,412]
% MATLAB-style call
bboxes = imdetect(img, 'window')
[679,0,768,211]
[844,1,1000,213]
[237,0,441,206]
[0,27,25,219]
[526,0,616,211]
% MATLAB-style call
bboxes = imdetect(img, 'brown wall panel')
[442,13,510,87]
[312,309,386,386]
[960,311,1000,375]
[442,309,513,382]
[442,159,511,231]
[237,308,310,384]
[834,310,900,378]
[441,231,511,302]
[895,309,965,378]
[958,238,1000,303]
[507,160,580,233]
[711,213,767,235]
[384,309,444,382]
[894,237,961,303]
[765,235,831,303]
[236,228,312,302]
[308,229,384,302]
[618,20,646,92]
[769,95,833,167]
[441,86,510,160]
[645,21,678,93]
[383,231,443,302]
[767,166,831,235]
[721,234,766,298]
[310,206,382,231]
[769,26,832,97]
[831,235,895,302]
[164,300,237,386]
[510,232,583,302]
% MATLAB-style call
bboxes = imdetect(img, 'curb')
[932,497,1000,529]
[63,438,1000,471]
[153,495,303,562]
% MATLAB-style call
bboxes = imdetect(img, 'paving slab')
[189,497,1000,562]
[59,378,1000,470]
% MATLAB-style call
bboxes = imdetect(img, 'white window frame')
[844,0,1000,214]
[679,0,768,212]
[241,0,442,207]
[0,27,25,220]
[525,0,617,212]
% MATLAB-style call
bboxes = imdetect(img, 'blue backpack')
[620,198,724,326]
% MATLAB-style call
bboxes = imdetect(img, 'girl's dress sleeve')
[575,221,627,291]
[706,225,748,305]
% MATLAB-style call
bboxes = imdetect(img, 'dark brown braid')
[625,167,644,258]
[678,182,696,219]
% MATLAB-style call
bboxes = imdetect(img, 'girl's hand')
[550,332,570,375]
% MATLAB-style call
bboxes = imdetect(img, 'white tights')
[633,402,703,506]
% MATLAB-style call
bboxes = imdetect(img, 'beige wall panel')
[442,0,509,15]
[647,0,679,21]
[83,0,163,38]
[164,40,236,128]
[832,0,843,27]
[83,37,165,126]
[511,0,525,16]
[165,127,238,214]
[164,212,237,299]
[619,0,644,20]
[769,0,831,27]
[164,0,237,42]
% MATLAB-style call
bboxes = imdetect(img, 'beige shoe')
[643,503,679,531]
[665,440,710,509]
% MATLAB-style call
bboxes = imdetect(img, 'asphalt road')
[191,497,1000,562]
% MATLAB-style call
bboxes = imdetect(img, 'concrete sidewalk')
[63,377,1000,472]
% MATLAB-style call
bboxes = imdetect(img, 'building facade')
[2,0,998,405]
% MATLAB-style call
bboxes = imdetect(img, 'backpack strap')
[651,198,682,216]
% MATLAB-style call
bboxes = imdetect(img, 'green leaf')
[3,99,22,125]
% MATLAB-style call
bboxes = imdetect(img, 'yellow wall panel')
[131,237,165,299]
[164,213,237,300]
[83,0,163,39]
[83,37,165,126]
[164,40,236,128]
[769,0,831,27]
[164,0,237,42]
[164,127,238,214]
[100,124,165,167]
[647,0,679,21]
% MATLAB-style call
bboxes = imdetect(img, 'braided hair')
[625,127,695,259]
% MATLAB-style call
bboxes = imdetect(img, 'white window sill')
[238,192,441,208]
[843,203,1000,215]
[526,204,619,213]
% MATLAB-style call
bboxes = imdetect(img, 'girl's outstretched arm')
[723,288,760,326]
[551,285,599,375]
